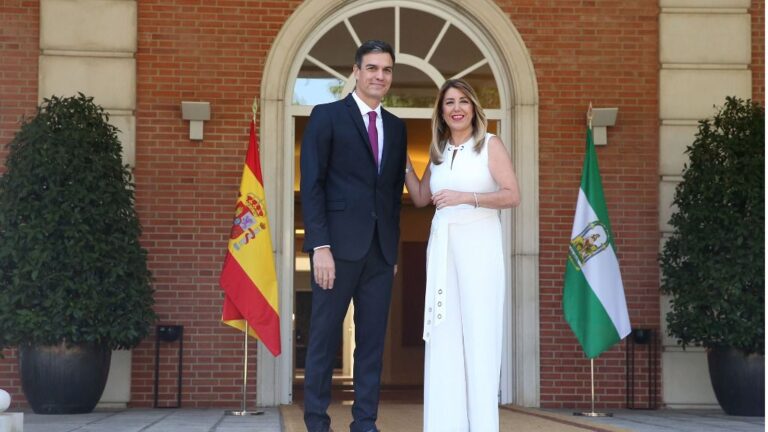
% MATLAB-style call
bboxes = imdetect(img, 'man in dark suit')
[300,40,407,432]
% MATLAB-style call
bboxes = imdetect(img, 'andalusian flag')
[220,119,280,356]
[564,126,630,359]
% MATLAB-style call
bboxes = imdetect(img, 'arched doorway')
[259,0,540,407]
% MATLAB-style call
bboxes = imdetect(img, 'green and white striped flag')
[564,127,631,359]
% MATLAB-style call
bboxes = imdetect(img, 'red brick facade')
[131,0,302,408]
[0,1,39,175]
[752,0,764,104]
[0,0,763,411]
[503,1,662,409]
[0,1,39,407]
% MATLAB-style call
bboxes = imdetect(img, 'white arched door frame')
[258,0,540,407]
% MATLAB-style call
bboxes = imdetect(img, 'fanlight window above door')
[291,6,500,109]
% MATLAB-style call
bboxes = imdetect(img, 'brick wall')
[499,1,661,409]
[0,0,38,408]
[133,0,301,407]
[752,0,764,104]
[0,0,38,173]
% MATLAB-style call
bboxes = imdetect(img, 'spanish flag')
[220,119,280,356]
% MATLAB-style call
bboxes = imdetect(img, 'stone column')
[39,0,138,407]
[658,0,752,408]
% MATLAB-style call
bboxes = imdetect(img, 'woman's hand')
[432,189,471,209]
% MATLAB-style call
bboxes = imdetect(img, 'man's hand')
[313,248,336,290]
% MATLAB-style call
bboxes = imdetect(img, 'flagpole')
[225,327,264,416]
[573,103,609,418]
[566,102,626,418]
[590,359,595,414]
[225,98,264,417]
[573,359,613,417]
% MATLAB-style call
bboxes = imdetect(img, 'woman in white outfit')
[404,79,520,432]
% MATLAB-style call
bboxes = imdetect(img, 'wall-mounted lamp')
[181,101,211,140]
[589,107,618,146]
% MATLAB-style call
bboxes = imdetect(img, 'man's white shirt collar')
[351,91,382,117]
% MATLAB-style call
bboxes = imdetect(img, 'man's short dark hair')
[355,40,395,67]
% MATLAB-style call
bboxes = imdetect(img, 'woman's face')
[441,87,474,135]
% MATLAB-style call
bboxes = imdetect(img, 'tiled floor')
[547,408,764,432]
[16,406,765,432]
[13,383,765,432]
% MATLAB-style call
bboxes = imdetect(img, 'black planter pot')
[19,343,112,414]
[707,346,764,416]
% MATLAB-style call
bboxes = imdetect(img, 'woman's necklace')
[448,135,470,170]
[449,144,463,169]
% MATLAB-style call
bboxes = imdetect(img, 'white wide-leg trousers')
[423,216,505,432]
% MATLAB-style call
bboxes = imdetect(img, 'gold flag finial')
[251,97,258,123]
[587,102,593,130]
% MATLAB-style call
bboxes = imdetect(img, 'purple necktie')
[367,111,379,168]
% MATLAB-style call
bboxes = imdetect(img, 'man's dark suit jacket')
[300,93,407,265]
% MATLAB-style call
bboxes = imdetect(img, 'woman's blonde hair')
[429,79,488,164]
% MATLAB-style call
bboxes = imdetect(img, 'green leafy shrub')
[0,93,156,350]
[660,96,764,355]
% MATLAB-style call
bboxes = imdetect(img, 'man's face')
[353,52,394,104]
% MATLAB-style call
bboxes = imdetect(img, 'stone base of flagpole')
[572,358,613,417]
[225,325,263,416]
[573,411,613,417]
[225,410,264,416]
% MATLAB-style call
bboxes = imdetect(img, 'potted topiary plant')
[0,93,156,414]
[660,96,764,416]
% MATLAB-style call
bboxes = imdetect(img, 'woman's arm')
[404,156,432,208]
[482,135,520,209]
